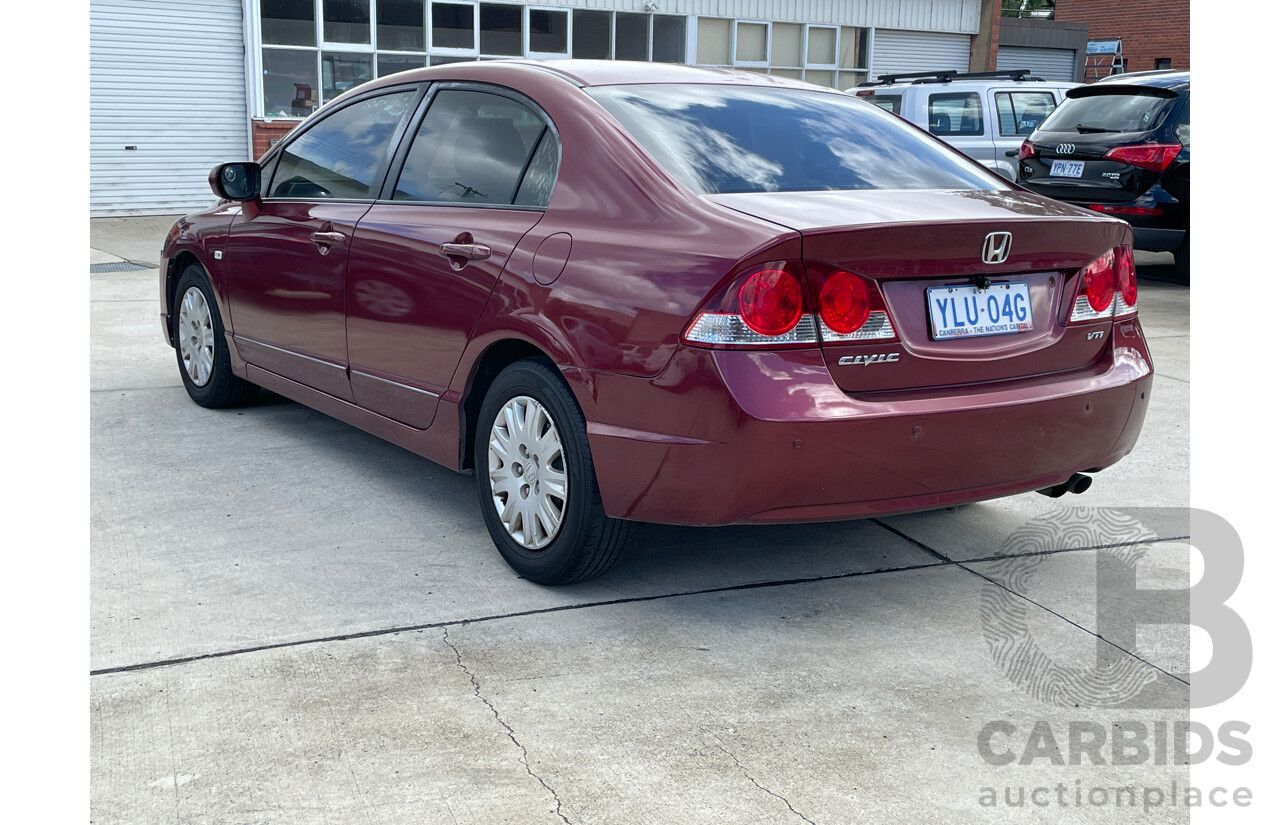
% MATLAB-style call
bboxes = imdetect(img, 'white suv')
[847,70,1077,181]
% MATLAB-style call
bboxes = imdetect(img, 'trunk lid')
[708,189,1130,394]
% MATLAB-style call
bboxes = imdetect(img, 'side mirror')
[209,162,261,201]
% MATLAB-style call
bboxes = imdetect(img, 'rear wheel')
[1173,233,1189,279]
[475,359,635,584]
[173,264,258,408]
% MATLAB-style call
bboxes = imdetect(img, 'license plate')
[927,282,1034,340]
[1050,159,1085,178]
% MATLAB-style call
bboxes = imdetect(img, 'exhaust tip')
[1037,472,1093,498]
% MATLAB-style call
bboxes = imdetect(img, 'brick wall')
[251,120,301,159]
[1054,0,1190,76]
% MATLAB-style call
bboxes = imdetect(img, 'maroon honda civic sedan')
[160,61,1152,584]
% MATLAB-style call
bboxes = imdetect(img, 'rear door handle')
[310,230,347,254]
[439,242,492,261]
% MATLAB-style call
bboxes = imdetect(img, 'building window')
[255,2,694,118]
[479,3,522,56]
[431,2,476,51]
[693,17,867,88]
[1155,57,1171,69]
[324,0,371,44]
[572,10,611,59]
[528,7,568,57]
[377,0,425,51]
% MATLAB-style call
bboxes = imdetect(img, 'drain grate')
[90,261,152,273]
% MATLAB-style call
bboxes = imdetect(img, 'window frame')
[927,91,986,138]
[992,90,1058,137]
[428,0,480,57]
[378,80,561,211]
[524,5,571,60]
[731,19,771,70]
[262,82,428,203]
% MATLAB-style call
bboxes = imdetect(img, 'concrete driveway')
[91,217,1191,823]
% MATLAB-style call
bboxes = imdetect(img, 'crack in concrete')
[716,744,816,825]
[872,519,1191,687]
[442,626,572,825]
[90,534,1190,677]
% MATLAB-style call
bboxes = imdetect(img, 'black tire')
[172,264,259,408]
[475,359,636,584]
[1173,233,1189,280]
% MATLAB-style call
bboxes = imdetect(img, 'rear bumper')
[1132,227,1185,253]
[579,320,1153,525]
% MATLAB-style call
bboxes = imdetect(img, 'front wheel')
[172,264,258,408]
[475,359,635,584]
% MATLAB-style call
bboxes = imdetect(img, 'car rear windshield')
[1038,89,1177,134]
[586,84,1001,195]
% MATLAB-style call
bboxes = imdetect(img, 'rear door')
[344,85,556,429]
[225,87,421,400]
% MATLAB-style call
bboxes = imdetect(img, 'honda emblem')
[981,232,1013,265]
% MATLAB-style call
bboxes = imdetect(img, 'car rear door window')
[928,92,984,136]
[994,91,1057,136]
[268,90,415,199]
[513,130,560,207]
[393,89,548,205]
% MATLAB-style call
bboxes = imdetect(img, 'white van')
[848,70,1077,181]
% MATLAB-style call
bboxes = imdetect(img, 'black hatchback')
[1017,71,1190,276]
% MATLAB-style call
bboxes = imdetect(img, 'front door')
[224,87,420,401]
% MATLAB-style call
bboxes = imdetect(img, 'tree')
[1002,0,1055,18]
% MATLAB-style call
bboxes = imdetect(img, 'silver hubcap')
[177,286,215,387]
[488,396,568,550]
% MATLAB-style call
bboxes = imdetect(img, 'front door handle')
[439,242,492,261]
[311,230,346,254]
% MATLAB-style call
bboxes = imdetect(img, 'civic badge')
[981,231,1012,265]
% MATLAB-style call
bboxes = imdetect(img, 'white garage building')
[90,0,1008,216]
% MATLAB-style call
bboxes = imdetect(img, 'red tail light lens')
[1069,247,1139,324]
[1084,250,1116,312]
[738,268,804,336]
[682,261,819,349]
[1115,245,1137,315]
[1103,143,1181,172]
[1017,140,1037,161]
[818,270,871,334]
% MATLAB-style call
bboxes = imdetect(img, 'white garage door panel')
[91,0,249,216]
[997,46,1078,82]
[871,29,973,81]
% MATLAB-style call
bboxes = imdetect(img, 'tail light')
[1103,143,1181,172]
[1068,245,1138,323]
[1086,204,1164,216]
[1017,140,1038,161]
[809,263,897,342]
[682,261,897,348]
[1114,245,1138,316]
[683,261,818,348]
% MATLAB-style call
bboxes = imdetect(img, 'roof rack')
[856,69,1045,88]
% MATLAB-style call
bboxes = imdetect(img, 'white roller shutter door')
[997,46,1078,82]
[870,29,973,81]
[91,0,249,216]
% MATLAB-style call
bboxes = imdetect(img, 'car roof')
[358,58,825,93]
[1093,70,1190,92]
